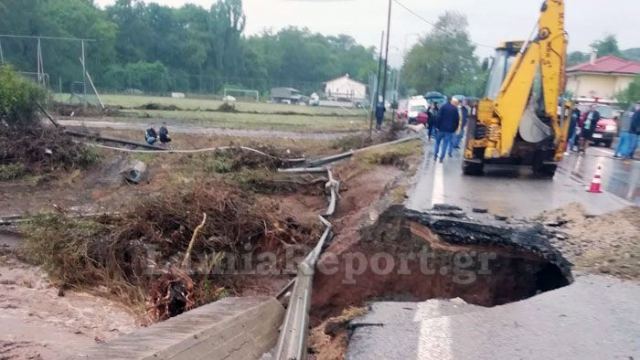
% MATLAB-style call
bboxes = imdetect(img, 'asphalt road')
[347,274,640,360]
[348,139,640,360]
[406,141,638,217]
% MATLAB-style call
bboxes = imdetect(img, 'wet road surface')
[348,140,640,359]
[406,141,637,217]
[347,274,640,360]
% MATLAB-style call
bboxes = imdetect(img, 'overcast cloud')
[94,0,639,66]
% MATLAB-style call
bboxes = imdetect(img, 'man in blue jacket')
[433,97,460,163]
[615,103,640,159]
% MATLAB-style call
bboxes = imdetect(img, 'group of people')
[566,104,603,153]
[426,97,469,163]
[145,122,172,146]
[432,97,470,163]
[567,103,640,159]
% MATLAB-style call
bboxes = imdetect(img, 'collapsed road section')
[311,204,573,338]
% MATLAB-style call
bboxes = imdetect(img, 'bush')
[0,163,26,181]
[0,65,47,128]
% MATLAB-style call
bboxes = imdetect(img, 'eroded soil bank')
[308,204,573,359]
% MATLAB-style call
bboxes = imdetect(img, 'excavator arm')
[482,0,568,159]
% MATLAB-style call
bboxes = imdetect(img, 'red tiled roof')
[567,55,640,75]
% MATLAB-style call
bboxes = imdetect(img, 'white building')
[324,74,367,102]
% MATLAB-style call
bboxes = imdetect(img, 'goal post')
[223,87,260,102]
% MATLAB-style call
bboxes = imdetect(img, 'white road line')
[431,163,445,206]
[590,147,614,157]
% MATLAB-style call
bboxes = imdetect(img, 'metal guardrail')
[305,135,420,168]
[273,136,421,360]
[273,167,338,360]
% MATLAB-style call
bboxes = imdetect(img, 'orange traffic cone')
[587,165,603,193]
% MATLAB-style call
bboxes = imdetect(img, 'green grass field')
[116,109,368,132]
[54,93,370,133]
[54,93,364,117]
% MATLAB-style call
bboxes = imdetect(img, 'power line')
[391,0,495,49]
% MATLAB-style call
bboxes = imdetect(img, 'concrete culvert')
[311,205,573,320]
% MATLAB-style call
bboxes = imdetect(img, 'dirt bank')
[535,203,640,280]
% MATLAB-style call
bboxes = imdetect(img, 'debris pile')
[21,180,320,322]
[535,203,640,280]
[0,126,98,176]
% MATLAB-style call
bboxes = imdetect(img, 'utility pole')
[369,31,385,139]
[381,0,392,108]
[81,40,87,106]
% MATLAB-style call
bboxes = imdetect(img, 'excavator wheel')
[462,160,484,176]
[532,163,557,179]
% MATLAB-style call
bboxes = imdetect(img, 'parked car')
[577,104,622,148]
[271,87,304,104]
[407,96,429,124]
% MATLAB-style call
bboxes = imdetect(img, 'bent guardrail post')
[273,165,337,360]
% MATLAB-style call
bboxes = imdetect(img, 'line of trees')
[0,0,377,95]
[568,34,640,66]
[400,12,488,98]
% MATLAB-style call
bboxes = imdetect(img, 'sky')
[93,0,639,66]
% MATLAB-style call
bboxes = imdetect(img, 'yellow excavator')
[463,0,569,177]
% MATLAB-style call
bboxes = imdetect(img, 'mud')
[312,205,572,320]
[0,242,136,360]
[536,203,640,280]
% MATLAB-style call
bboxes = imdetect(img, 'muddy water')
[0,232,137,359]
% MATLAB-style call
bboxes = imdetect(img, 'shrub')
[0,65,47,128]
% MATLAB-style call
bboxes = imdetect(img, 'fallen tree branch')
[181,212,207,269]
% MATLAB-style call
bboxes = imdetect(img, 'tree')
[0,0,377,95]
[568,51,589,66]
[401,12,483,97]
[591,34,622,57]
[617,75,640,106]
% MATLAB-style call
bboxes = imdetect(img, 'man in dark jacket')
[427,102,439,141]
[579,104,600,153]
[627,104,640,159]
[453,98,469,149]
[375,102,386,130]
[433,98,460,163]
[567,107,581,152]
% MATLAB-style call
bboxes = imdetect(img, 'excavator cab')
[463,0,569,178]
[485,42,523,100]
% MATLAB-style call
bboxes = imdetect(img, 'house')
[566,55,640,103]
[324,74,367,103]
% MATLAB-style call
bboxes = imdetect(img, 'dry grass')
[354,139,421,170]
[20,181,320,322]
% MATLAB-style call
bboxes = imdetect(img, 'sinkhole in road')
[311,205,573,320]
